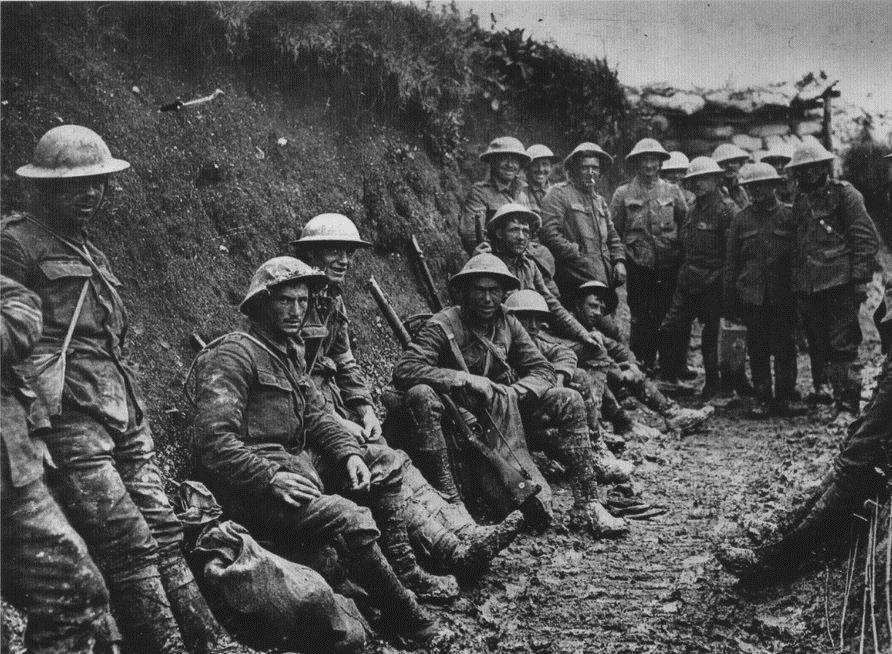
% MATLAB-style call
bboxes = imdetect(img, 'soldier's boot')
[158,556,243,654]
[413,445,462,504]
[375,494,459,603]
[563,448,628,538]
[590,437,634,484]
[664,403,714,434]
[433,511,525,582]
[829,361,862,416]
[109,576,187,654]
[348,543,453,648]
[700,373,721,401]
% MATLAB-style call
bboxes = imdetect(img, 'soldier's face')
[268,282,310,338]
[577,293,605,328]
[661,170,684,184]
[637,155,662,180]
[497,219,531,256]
[516,313,540,336]
[573,157,601,191]
[721,160,743,181]
[527,159,552,187]
[492,155,522,185]
[37,176,106,228]
[747,182,777,205]
[464,276,504,322]
[317,246,356,285]
[690,175,719,197]
[796,163,829,190]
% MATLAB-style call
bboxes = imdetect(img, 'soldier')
[188,257,450,647]
[3,125,238,653]
[1,274,114,654]
[540,142,627,299]
[502,289,635,484]
[658,157,739,399]
[291,212,523,582]
[712,144,752,210]
[393,254,628,537]
[785,141,880,415]
[520,143,556,213]
[724,164,802,417]
[574,281,713,434]
[459,136,531,255]
[610,138,688,373]
[757,148,796,204]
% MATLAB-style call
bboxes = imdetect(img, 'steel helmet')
[711,143,750,166]
[739,162,782,185]
[504,289,550,317]
[626,138,670,162]
[683,156,725,180]
[448,253,521,293]
[16,125,130,179]
[480,136,530,163]
[563,142,614,169]
[758,149,791,166]
[577,280,619,315]
[525,144,555,162]
[240,256,328,316]
[885,153,892,160]
[486,202,541,236]
[290,213,371,251]
[661,151,690,172]
[784,142,835,170]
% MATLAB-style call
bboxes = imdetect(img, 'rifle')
[366,277,547,528]
[475,215,486,247]
[409,235,443,312]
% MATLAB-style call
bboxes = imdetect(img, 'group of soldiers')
[0,122,885,653]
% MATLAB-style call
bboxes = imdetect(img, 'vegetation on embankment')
[0,1,639,477]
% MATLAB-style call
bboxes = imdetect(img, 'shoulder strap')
[431,311,471,374]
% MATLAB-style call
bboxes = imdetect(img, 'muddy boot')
[375,494,459,604]
[348,543,453,648]
[158,556,242,654]
[590,438,634,484]
[664,404,714,435]
[109,576,187,654]
[447,510,524,582]
[563,447,628,538]
[414,447,461,504]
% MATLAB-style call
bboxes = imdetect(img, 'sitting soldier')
[392,253,628,537]
[188,257,450,647]
[291,212,523,582]
[502,289,634,484]
[575,281,713,435]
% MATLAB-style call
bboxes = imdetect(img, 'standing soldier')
[189,257,450,647]
[291,212,523,582]
[610,138,687,373]
[659,157,739,399]
[519,143,559,283]
[712,144,752,210]
[661,151,695,204]
[758,148,796,204]
[785,142,880,415]
[393,254,628,537]
[459,136,531,255]
[2,274,115,654]
[3,126,239,653]
[540,142,627,299]
[724,164,802,417]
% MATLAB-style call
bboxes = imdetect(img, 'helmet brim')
[239,272,329,315]
[480,151,532,164]
[784,154,835,170]
[447,270,521,293]
[626,150,671,162]
[290,236,372,250]
[15,158,130,179]
[683,170,724,181]
[564,150,614,168]
[486,210,541,236]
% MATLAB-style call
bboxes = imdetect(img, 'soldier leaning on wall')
[2,126,241,653]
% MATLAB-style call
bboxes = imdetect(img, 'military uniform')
[1,214,197,652]
[518,181,558,280]
[1,274,112,654]
[724,202,797,403]
[539,181,625,298]
[791,179,880,411]
[611,176,688,368]
[722,181,750,210]
[659,189,738,387]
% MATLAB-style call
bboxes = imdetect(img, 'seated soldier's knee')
[404,384,443,411]
[362,442,405,490]
[330,498,380,550]
[542,386,587,424]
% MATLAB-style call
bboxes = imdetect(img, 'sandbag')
[192,520,368,654]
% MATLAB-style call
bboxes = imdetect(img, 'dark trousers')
[799,285,863,409]
[660,282,722,384]
[627,261,678,370]
[741,302,798,401]
[1,472,111,654]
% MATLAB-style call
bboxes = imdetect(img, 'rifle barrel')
[366,277,412,348]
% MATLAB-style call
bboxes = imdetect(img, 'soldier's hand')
[464,374,494,403]
[271,471,322,507]
[339,417,365,443]
[345,455,371,491]
[359,405,383,442]
[583,330,604,350]
[472,241,492,256]
[613,262,627,286]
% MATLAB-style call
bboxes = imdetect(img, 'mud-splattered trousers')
[791,181,880,411]
[1,274,111,654]
[2,217,193,651]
